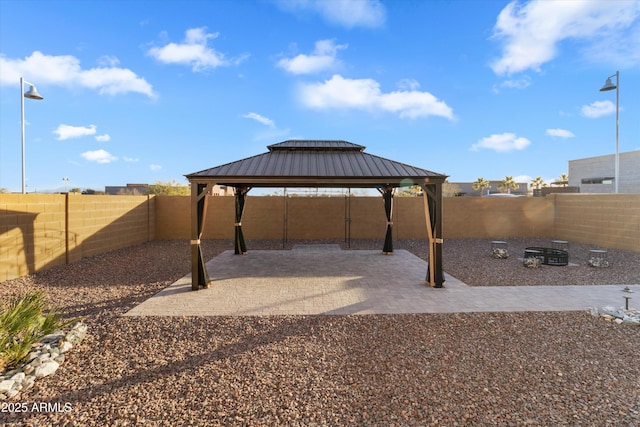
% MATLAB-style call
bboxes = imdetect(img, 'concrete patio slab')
[124,249,639,317]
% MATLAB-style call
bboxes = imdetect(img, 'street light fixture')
[599,71,619,194]
[21,77,44,194]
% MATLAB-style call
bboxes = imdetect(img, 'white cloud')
[581,100,616,118]
[277,39,347,74]
[148,27,245,72]
[397,78,421,91]
[81,149,117,163]
[53,124,97,140]
[0,51,155,97]
[471,132,531,152]
[149,164,162,171]
[496,76,531,91]
[97,55,120,67]
[242,112,276,128]
[123,157,139,162]
[490,0,640,75]
[582,21,640,67]
[298,74,454,120]
[242,113,291,141]
[95,134,111,142]
[275,0,386,28]
[546,128,575,138]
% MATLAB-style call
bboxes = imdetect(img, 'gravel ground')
[1,238,639,426]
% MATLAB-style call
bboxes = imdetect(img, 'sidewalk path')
[125,247,639,316]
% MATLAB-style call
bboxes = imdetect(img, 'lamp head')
[599,78,617,92]
[24,85,44,100]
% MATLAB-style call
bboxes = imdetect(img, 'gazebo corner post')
[233,186,250,255]
[432,181,444,288]
[379,185,394,254]
[421,182,445,288]
[190,181,212,291]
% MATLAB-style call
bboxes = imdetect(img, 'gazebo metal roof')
[186,140,447,187]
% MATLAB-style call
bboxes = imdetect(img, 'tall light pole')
[20,77,44,194]
[599,71,619,194]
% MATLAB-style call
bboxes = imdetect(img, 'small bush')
[0,291,78,371]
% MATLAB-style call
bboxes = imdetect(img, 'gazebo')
[185,140,447,291]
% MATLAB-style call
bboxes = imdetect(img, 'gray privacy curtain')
[380,186,394,254]
[234,186,250,254]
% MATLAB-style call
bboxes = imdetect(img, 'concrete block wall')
[1,194,67,281]
[152,195,555,241]
[442,197,554,238]
[66,195,154,262]
[155,195,190,239]
[1,194,154,281]
[1,193,637,281]
[550,194,640,251]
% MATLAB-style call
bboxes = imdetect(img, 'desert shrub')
[0,291,78,371]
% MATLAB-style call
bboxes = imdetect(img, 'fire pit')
[523,247,569,266]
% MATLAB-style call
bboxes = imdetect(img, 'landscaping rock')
[0,321,87,401]
[34,359,59,378]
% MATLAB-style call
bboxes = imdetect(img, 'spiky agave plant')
[0,291,78,371]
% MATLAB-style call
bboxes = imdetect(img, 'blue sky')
[1,0,639,193]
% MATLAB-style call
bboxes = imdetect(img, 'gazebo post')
[233,186,250,254]
[379,185,394,254]
[432,182,444,287]
[421,182,445,288]
[191,181,212,290]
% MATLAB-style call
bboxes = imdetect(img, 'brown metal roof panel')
[367,154,392,176]
[269,150,286,175]
[254,152,274,175]
[350,152,367,176]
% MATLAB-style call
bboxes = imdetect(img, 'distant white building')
[568,150,640,194]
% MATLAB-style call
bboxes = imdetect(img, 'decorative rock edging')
[523,257,541,268]
[0,321,87,401]
[590,307,640,326]
[588,258,610,268]
[491,248,509,259]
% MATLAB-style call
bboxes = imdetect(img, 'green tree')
[396,185,422,197]
[0,187,8,194]
[442,181,461,197]
[530,176,547,189]
[556,173,569,187]
[498,176,518,194]
[146,180,190,196]
[472,177,490,196]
